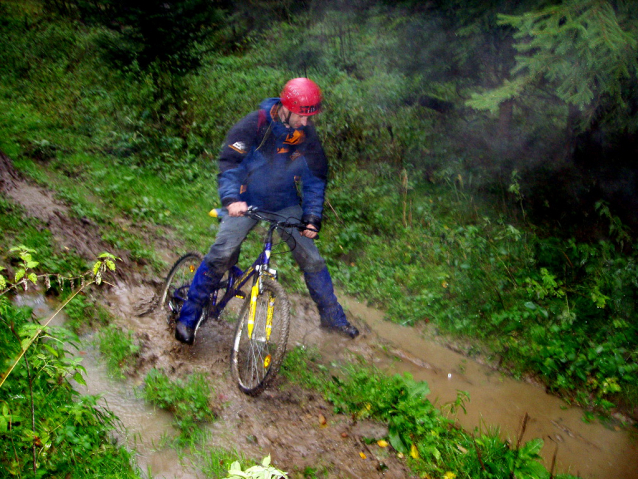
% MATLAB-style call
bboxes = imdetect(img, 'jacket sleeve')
[300,124,328,231]
[217,111,260,206]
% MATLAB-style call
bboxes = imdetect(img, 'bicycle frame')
[162,206,305,394]
[207,220,279,321]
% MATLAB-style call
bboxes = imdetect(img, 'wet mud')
[4,165,638,478]
[342,298,638,479]
[105,283,413,479]
[78,282,638,479]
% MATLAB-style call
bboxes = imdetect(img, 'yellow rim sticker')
[266,294,275,340]
[248,283,259,338]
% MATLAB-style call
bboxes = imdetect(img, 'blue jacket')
[217,98,328,230]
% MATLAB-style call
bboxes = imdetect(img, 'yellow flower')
[443,472,456,479]
[410,443,419,459]
[377,440,389,448]
[359,452,367,459]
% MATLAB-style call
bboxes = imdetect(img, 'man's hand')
[301,224,318,239]
[228,201,248,217]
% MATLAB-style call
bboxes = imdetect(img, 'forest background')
[0,0,637,477]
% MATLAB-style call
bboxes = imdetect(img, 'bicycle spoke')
[160,253,202,326]
[231,278,290,396]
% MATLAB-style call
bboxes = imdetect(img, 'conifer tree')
[467,0,638,133]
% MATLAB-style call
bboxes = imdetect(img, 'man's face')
[287,112,310,129]
[280,106,312,129]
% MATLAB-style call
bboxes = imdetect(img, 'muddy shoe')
[175,321,195,345]
[321,321,359,339]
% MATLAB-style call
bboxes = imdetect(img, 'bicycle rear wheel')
[159,252,203,327]
[230,277,290,396]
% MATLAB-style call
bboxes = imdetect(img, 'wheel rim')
[161,254,201,326]
[233,281,288,393]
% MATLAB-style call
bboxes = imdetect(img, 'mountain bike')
[159,206,312,396]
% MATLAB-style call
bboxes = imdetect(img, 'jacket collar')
[259,97,305,139]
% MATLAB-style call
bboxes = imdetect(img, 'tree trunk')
[497,99,513,144]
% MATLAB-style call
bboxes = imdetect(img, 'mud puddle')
[341,297,638,479]
[78,348,195,479]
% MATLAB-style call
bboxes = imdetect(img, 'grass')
[280,346,580,479]
[63,292,112,333]
[142,368,217,447]
[0,196,88,278]
[95,324,141,379]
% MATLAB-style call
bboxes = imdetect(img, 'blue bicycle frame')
[206,214,280,320]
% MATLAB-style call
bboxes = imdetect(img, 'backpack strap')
[255,108,273,152]
[257,109,266,130]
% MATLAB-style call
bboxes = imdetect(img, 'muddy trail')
[2,157,637,479]
[1,157,412,478]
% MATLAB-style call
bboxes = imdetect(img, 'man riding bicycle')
[175,77,360,345]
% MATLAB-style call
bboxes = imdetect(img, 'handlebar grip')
[209,208,227,218]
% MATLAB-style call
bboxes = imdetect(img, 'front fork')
[247,266,278,341]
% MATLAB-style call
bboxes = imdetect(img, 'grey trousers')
[203,205,326,276]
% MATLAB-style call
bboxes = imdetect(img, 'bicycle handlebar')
[209,206,317,234]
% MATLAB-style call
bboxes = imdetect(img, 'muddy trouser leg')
[178,214,257,329]
[275,206,358,337]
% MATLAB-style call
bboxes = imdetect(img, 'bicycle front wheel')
[159,252,203,327]
[230,277,291,396]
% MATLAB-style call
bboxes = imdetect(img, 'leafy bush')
[0,297,141,478]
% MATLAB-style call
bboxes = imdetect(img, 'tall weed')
[0,297,141,478]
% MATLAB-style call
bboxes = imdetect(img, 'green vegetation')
[2,0,636,416]
[0,198,87,278]
[1,0,637,475]
[323,170,638,412]
[96,324,141,379]
[282,346,578,479]
[0,257,140,478]
[142,368,216,446]
[64,293,112,333]
[196,448,251,479]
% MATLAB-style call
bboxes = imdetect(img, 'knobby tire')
[230,277,291,396]
[159,252,204,328]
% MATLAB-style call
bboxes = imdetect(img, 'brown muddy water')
[341,297,638,479]
[15,292,638,479]
[15,293,197,479]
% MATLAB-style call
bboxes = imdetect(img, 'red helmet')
[280,78,322,116]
